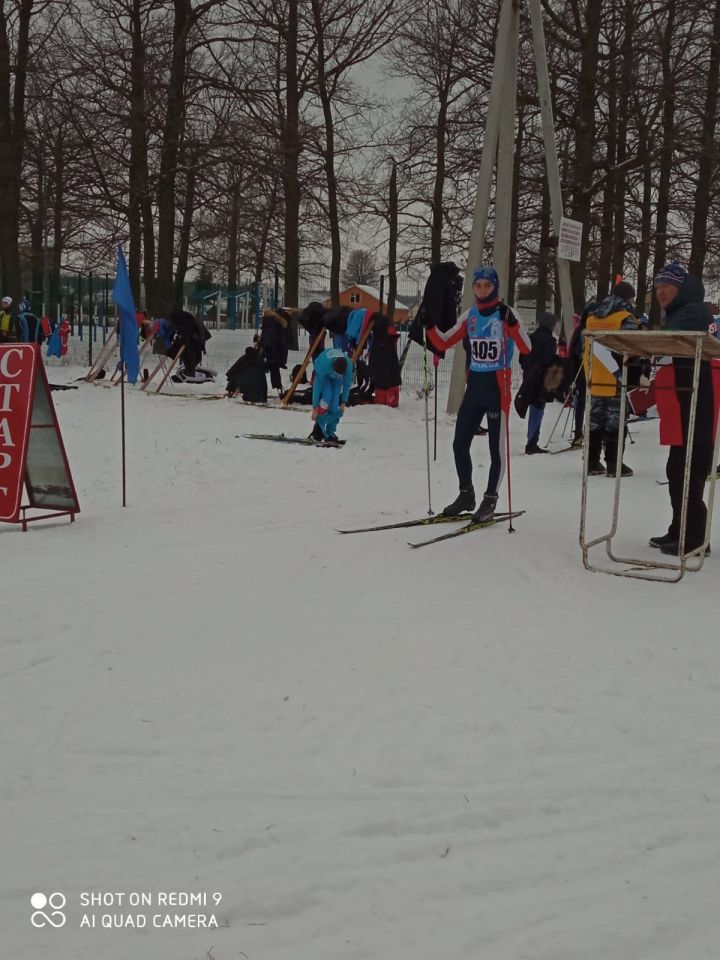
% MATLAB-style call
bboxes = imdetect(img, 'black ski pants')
[454,373,505,495]
[666,443,714,548]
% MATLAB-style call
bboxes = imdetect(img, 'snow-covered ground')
[3,362,719,960]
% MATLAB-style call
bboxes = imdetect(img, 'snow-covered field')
[3,362,719,960]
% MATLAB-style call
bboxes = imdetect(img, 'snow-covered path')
[3,369,718,960]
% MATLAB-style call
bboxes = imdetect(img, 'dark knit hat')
[613,281,635,301]
[538,311,557,329]
[653,262,687,288]
[332,356,348,375]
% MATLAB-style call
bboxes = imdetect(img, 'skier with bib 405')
[309,347,354,443]
[425,266,531,522]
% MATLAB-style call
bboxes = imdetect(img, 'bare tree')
[688,0,720,276]
[307,0,398,303]
[0,0,71,301]
[342,248,378,286]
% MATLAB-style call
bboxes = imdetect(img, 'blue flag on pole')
[112,244,140,384]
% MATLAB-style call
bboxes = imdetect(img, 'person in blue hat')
[424,266,531,521]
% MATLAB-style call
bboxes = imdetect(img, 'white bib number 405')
[470,338,500,362]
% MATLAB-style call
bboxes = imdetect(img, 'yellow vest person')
[0,296,16,342]
[582,284,638,397]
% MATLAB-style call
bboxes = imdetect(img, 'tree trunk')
[650,2,677,325]
[0,0,33,303]
[536,174,551,320]
[568,1,602,306]
[610,3,633,286]
[596,23,617,301]
[282,0,300,306]
[128,0,153,305]
[155,0,191,314]
[50,133,64,317]
[688,0,720,276]
[30,153,46,312]
[174,154,197,307]
[430,96,448,267]
[507,99,523,308]
[310,0,341,305]
[635,138,653,318]
[255,183,279,288]
[387,158,398,323]
[227,180,240,292]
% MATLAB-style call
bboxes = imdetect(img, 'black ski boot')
[472,492,498,523]
[587,431,605,475]
[525,442,547,454]
[442,486,475,516]
[308,423,325,442]
[604,435,633,477]
[660,540,711,557]
[649,531,677,549]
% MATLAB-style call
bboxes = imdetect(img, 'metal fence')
[58,306,535,391]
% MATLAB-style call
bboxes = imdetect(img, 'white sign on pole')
[558,217,583,262]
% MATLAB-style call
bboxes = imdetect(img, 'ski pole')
[423,330,433,515]
[544,362,583,447]
[502,333,515,534]
[433,352,439,461]
[560,401,573,439]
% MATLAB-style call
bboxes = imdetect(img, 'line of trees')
[1,0,720,320]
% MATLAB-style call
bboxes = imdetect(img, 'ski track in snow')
[2,367,719,960]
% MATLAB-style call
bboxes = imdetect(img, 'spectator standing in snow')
[0,296,17,343]
[583,281,639,477]
[518,311,560,453]
[650,262,719,555]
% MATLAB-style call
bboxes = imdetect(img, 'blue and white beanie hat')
[471,266,499,300]
[653,262,687,288]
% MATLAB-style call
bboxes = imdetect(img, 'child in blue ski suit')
[310,347,354,441]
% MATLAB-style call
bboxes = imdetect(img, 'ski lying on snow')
[239,432,344,448]
[336,513,472,534]
[232,398,307,413]
[172,392,227,400]
[408,510,525,548]
[544,443,581,455]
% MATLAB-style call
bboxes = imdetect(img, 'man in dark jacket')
[519,311,558,453]
[166,309,210,381]
[650,262,719,555]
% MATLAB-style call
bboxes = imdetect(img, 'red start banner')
[0,345,35,519]
[0,343,80,528]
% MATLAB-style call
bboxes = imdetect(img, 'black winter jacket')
[662,274,715,447]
